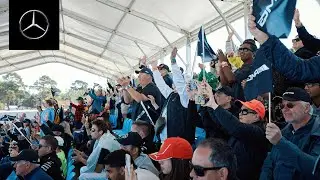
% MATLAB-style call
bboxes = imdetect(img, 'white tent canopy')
[0,0,249,80]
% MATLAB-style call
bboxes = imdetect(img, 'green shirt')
[57,151,67,177]
[198,69,219,90]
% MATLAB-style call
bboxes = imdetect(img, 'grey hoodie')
[135,153,159,176]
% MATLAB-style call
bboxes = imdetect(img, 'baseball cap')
[239,99,266,119]
[76,97,84,101]
[216,86,233,97]
[117,132,143,147]
[23,119,31,124]
[282,87,312,103]
[149,137,193,161]
[9,149,39,163]
[158,64,171,72]
[135,67,153,77]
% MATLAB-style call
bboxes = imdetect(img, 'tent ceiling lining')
[0,0,246,79]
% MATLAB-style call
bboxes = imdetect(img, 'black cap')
[23,119,31,123]
[158,64,171,72]
[76,97,84,101]
[134,67,153,77]
[282,87,312,103]
[51,124,64,133]
[117,132,143,147]
[216,86,233,97]
[9,149,39,163]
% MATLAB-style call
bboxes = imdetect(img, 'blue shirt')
[24,167,53,180]
[40,107,55,124]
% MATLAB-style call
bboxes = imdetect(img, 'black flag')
[253,0,297,38]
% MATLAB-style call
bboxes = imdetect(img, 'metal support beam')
[208,0,244,43]
[153,23,187,66]
[134,41,146,57]
[122,3,244,75]
[96,0,189,35]
[243,0,252,39]
[96,0,136,72]
[0,55,116,78]
[0,44,122,74]
[59,0,66,44]
[186,37,191,76]
[62,8,161,49]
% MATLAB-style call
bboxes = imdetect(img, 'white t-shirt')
[135,168,160,180]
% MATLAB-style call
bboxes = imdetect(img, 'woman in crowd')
[149,137,192,180]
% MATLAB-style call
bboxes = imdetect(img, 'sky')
[8,0,320,92]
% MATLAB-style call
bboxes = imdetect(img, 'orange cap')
[240,99,265,119]
[149,137,193,161]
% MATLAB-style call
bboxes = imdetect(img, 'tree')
[71,80,88,91]
[0,73,26,109]
[31,75,57,100]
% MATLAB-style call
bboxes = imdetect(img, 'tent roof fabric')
[0,0,245,79]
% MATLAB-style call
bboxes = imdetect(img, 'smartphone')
[195,94,205,105]
[189,80,198,91]
[125,154,131,177]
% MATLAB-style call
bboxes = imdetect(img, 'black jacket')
[163,92,194,144]
[40,152,63,180]
[199,104,240,141]
[297,26,320,55]
[295,47,315,59]
[210,106,269,180]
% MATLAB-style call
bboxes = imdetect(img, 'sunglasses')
[238,47,253,52]
[38,144,47,149]
[305,83,320,88]
[292,38,301,43]
[280,102,296,109]
[190,162,224,177]
[240,109,257,116]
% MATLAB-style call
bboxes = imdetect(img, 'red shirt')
[71,103,85,122]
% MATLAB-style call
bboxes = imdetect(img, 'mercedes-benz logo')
[19,10,49,40]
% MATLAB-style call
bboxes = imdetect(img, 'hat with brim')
[117,132,143,147]
[282,87,312,103]
[134,67,153,77]
[239,99,265,119]
[76,97,84,101]
[157,64,171,72]
[149,137,193,161]
[9,149,39,163]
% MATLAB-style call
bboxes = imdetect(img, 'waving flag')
[244,48,273,100]
[253,0,297,38]
[197,26,217,62]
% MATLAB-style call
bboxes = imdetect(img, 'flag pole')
[190,47,197,80]
[201,26,206,81]
[268,92,271,123]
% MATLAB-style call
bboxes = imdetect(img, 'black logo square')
[9,0,60,50]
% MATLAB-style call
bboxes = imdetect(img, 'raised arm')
[171,47,188,108]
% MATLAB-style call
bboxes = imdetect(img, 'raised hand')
[293,9,302,27]
[248,9,269,44]
[139,56,147,66]
[171,47,178,62]
[266,123,282,145]
[227,30,234,41]
[217,49,228,63]
[198,63,205,70]
[151,59,158,70]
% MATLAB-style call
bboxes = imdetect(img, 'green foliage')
[0,74,90,110]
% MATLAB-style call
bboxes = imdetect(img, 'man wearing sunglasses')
[261,87,320,180]
[218,39,257,101]
[292,35,314,59]
[190,138,237,180]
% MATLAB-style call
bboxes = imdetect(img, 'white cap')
[54,136,64,147]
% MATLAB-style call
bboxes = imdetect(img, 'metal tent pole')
[243,0,252,39]
[154,23,187,66]
[186,37,192,76]
[208,0,244,43]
